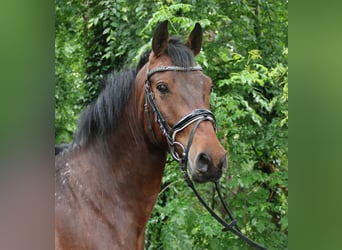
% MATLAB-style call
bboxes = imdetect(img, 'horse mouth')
[189,168,222,183]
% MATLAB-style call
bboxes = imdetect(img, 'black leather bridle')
[144,62,215,160]
[144,63,268,250]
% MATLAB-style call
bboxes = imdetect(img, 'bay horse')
[55,20,227,250]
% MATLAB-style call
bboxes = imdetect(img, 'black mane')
[73,67,141,146]
[73,37,196,146]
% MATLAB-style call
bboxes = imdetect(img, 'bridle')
[144,62,215,160]
[144,63,268,250]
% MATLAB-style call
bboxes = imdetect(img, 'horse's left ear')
[186,23,203,56]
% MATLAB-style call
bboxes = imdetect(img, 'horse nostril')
[196,153,212,173]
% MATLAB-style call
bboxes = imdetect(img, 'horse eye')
[156,83,169,94]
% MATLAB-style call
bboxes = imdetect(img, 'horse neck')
[72,76,167,219]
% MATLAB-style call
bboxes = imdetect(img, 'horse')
[55,20,227,250]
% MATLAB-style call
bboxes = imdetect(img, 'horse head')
[138,21,227,182]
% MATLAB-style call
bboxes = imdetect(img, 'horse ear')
[186,23,203,56]
[152,20,169,57]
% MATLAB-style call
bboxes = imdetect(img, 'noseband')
[144,63,267,250]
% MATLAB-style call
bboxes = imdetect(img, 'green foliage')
[56,0,288,248]
[55,0,87,143]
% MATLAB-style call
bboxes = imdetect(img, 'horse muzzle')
[188,149,227,183]
[172,115,227,183]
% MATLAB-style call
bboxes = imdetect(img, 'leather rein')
[144,63,267,250]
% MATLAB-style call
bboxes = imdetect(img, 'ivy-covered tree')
[55,0,87,143]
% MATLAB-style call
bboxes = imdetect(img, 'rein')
[144,64,268,250]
